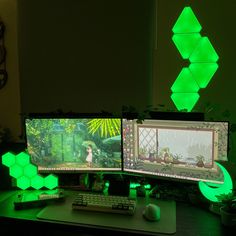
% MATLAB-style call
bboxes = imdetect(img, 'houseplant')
[216,191,236,226]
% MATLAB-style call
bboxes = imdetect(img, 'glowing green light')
[171,68,200,93]
[190,37,219,63]
[31,175,45,190]
[171,93,200,112]
[24,164,38,178]
[171,6,219,111]
[199,162,233,202]
[9,164,23,178]
[172,6,202,34]
[15,152,31,167]
[189,63,218,88]
[44,174,58,190]
[17,176,31,190]
[172,33,201,59]
[2,152,16,167]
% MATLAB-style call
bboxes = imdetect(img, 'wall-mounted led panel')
[172,33,201,59]
[171,93,200,112]
[1,151,58,190]
[189,63,219,88]
[172,6,202,33]
[171,6,219,112]
[189,37,219,63]
[171,68,200,93]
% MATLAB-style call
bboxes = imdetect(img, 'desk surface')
[0,190,233,236]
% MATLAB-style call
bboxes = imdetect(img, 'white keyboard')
[72,193,136,215]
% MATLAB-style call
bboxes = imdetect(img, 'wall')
[18,0,155,115]
[17,0,236,160]
[0,0,21,142]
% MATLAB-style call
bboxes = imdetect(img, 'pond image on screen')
[123,119,228,183]
[25,118,122,172]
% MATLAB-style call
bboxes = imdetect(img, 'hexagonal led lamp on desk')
[1,151,58,190]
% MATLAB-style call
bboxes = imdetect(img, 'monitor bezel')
[122,117,229,184]
[24,113,123,174]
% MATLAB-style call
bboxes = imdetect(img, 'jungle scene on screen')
[26,118,122,170]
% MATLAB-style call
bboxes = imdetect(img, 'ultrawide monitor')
[25,117,122,172]
[123,119,228,184]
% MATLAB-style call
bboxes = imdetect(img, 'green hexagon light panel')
[1,151,58,190]
[171,6,219,112]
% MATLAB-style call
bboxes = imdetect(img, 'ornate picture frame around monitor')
[24,113,123,173]
[123,118,229,184]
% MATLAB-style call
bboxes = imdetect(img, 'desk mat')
[37,192,176,235]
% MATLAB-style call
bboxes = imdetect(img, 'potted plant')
[216,191,236,226]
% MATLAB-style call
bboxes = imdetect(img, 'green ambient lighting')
[199,162,233,202]
[1,151,58,190]
[171,6,219,111]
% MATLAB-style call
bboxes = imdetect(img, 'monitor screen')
[123,119,229,184]
[25,117,122,172]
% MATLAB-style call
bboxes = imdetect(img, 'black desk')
[0,190,232,236]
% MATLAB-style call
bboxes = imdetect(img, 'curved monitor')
[123,119,229,184]
[25,116,122,173]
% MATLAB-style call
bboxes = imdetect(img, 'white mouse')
[143,203,161,221]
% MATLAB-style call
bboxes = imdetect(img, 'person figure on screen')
[86,145,93,167]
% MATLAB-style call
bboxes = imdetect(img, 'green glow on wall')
[1,151,58,190]
[199,162,233,202]
[171,6,219,111]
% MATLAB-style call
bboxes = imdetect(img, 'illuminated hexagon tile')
[31,175,44,190]
[23,163,38,178]
[9,164,23,178]
[190,37,219,63]
[172,6,202,34]
[172,33,201,59]
[171,67,200,93]
[15,152,31,167]
[2,152,16,167]
[17,176,31,190]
